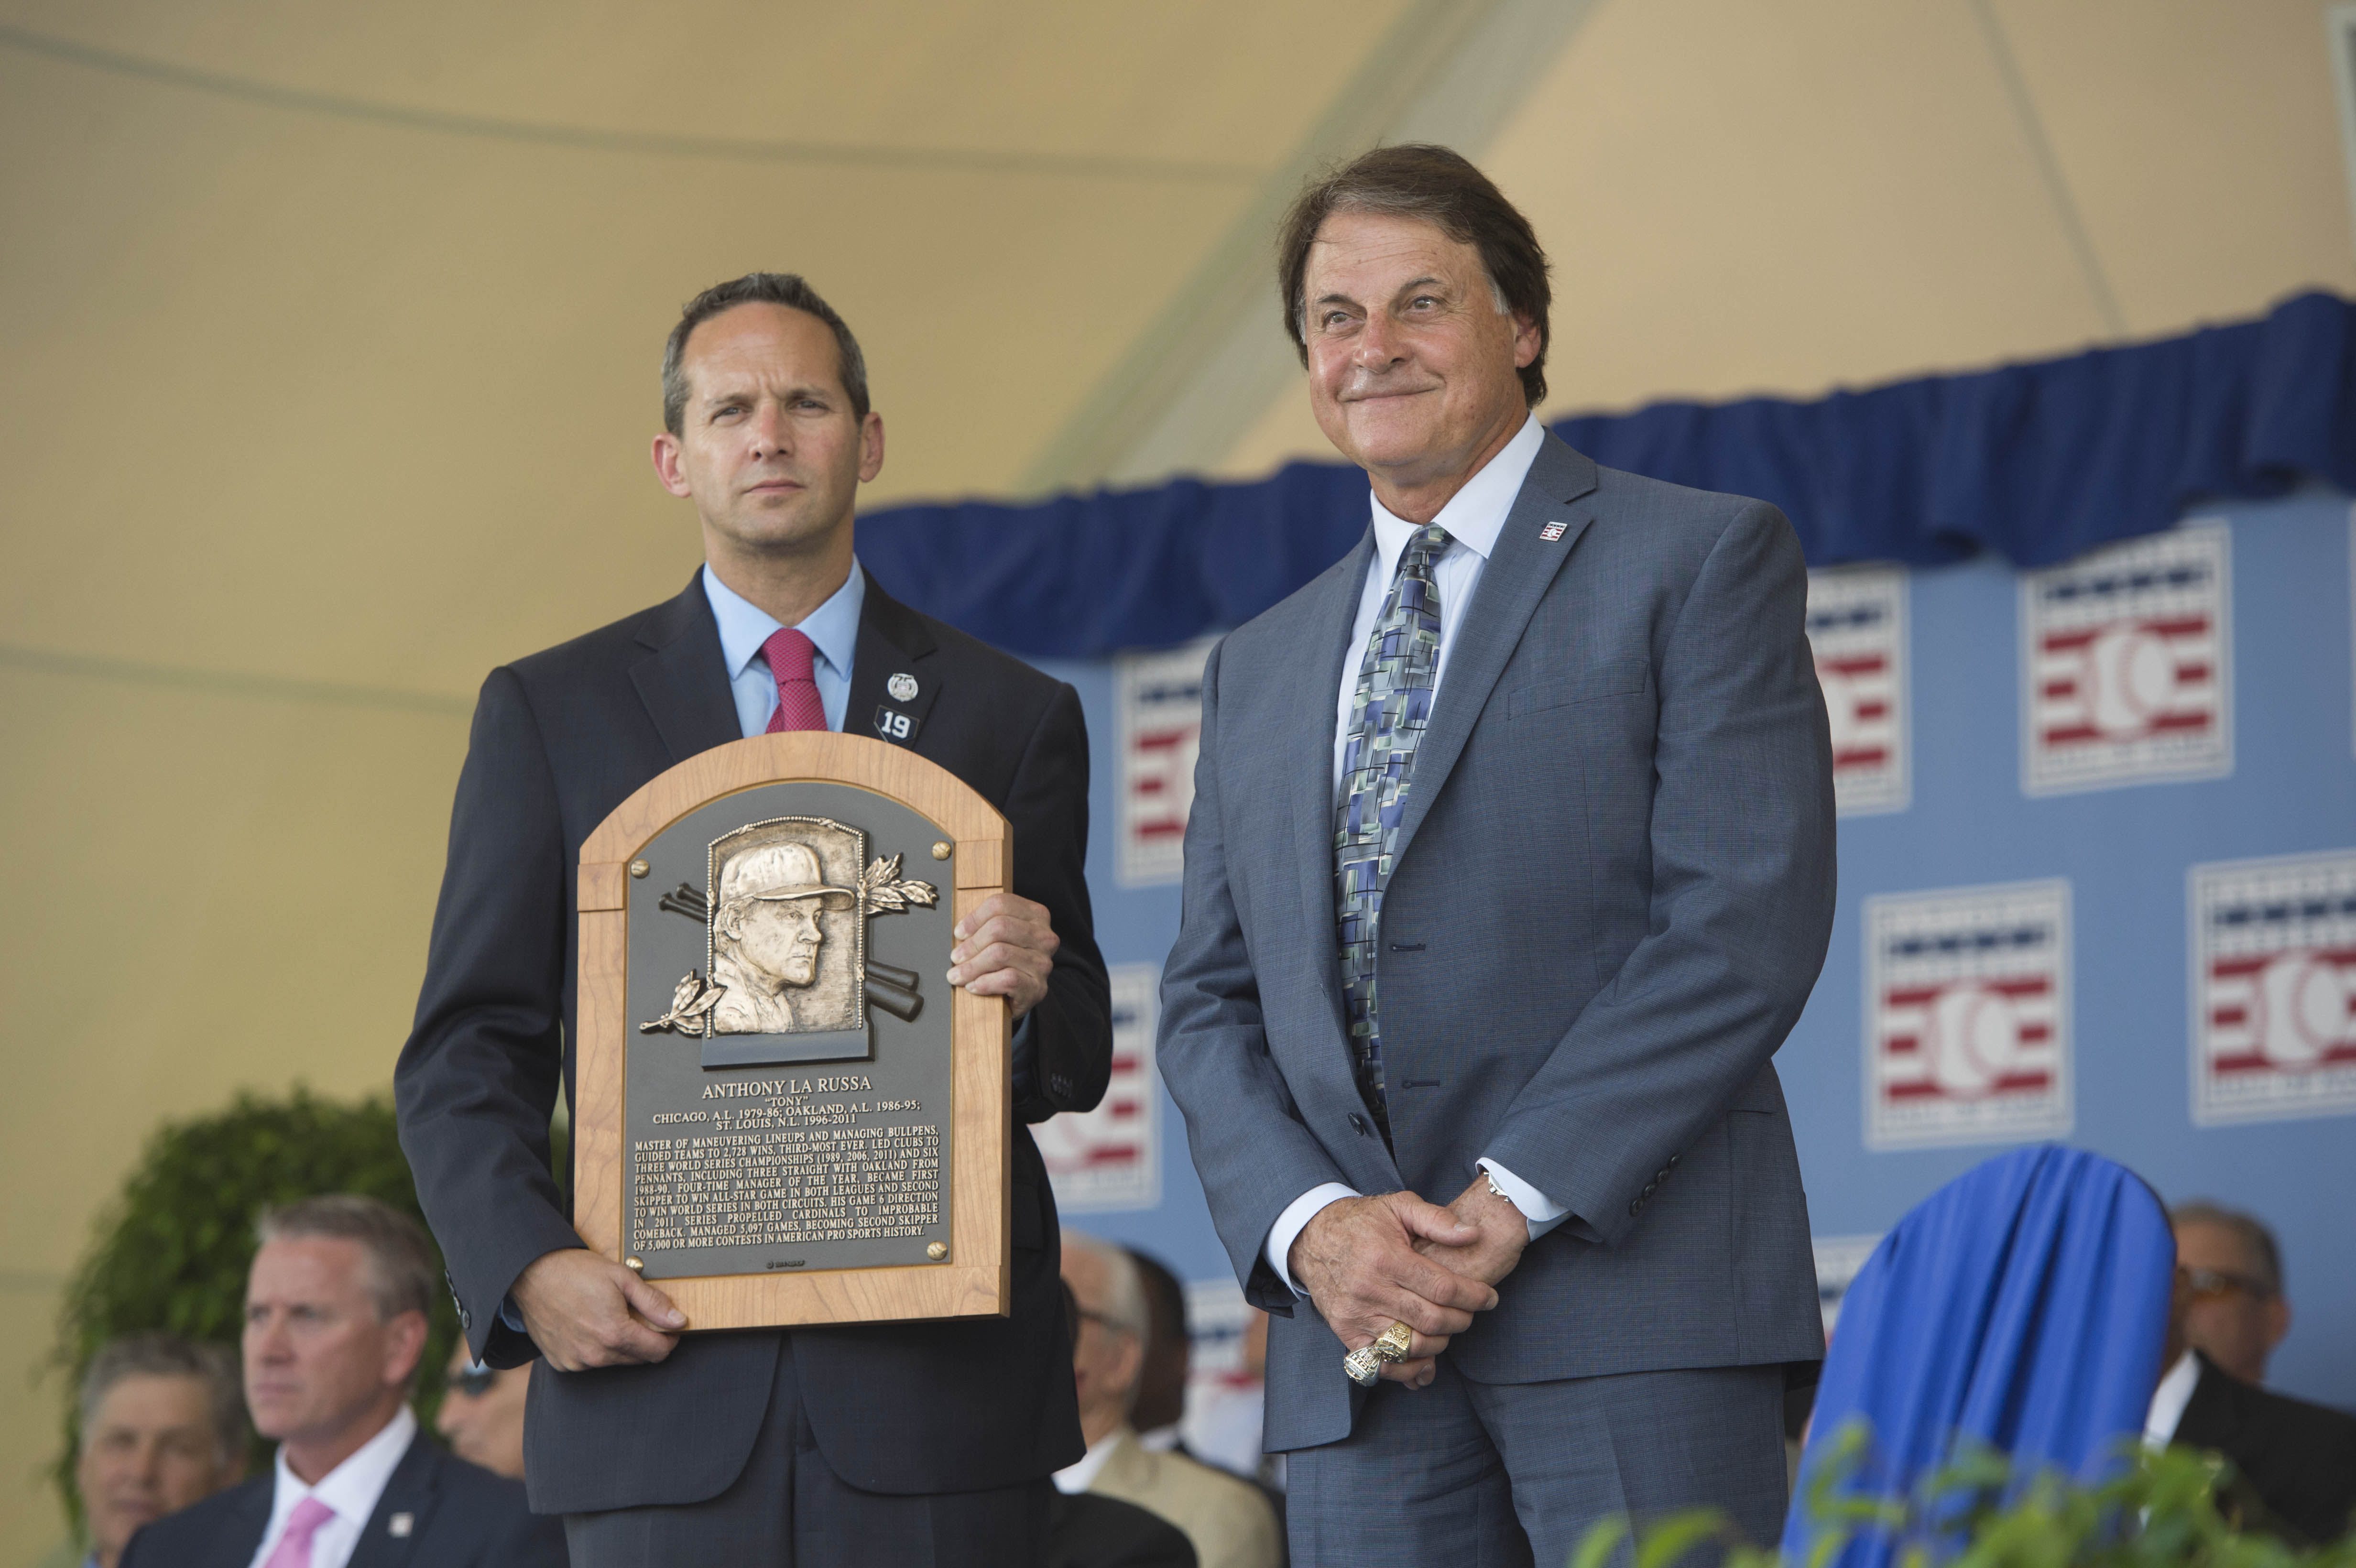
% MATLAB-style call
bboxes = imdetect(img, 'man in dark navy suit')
[120,1196,564,1568]
[394,273,1112,1563]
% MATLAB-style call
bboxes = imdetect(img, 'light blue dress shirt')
[701,561,865,737]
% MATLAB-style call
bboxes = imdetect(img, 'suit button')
[1628,1198,1642,1217]
[1642,1181,1657,1197]
[1668,1153,1681,1168]
[1348,1113,1369,1136]
[1656,1168,1670,1183]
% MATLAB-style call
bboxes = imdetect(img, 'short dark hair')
[662,273,871,436]
[1276,143,1552,407]
[2171,1200,2284,1295]
[255,1194,437,1324]
[78,1333,245,1468]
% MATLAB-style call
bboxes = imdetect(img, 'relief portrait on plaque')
[710,832,859,1035]
[639,814,939,1063]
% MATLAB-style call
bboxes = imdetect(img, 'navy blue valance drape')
[855,290,2356,660]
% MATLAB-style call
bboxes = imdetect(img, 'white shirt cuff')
[1265,1183,1360,1296]
[1476,1157,1572,1241]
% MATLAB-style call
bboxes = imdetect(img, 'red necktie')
[762,627,828,733]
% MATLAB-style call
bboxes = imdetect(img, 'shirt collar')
[2143,1348,2202,1449]
[271,1404,416,1532]
[701,560,866,683]
[1051,1425,1131,1495]
[1369,411,1546,575]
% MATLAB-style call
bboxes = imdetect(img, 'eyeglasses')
[1073,1307,1137,1338]
[2183,1266,2275,1302]
[445,1362,499,1399]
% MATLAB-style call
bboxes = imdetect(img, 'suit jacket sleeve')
[1157,638,1353,1311]
[1005,681,1113,1122]
[1482,499,1835,1245]
[394,666,584,1364]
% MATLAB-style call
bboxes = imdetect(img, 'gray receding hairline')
[1062,1231,1148,1339]
[2170,1199,2285,1294]
[78,1333,245,1468]
[254,1193,438,1324]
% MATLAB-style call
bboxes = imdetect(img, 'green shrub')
[1579,1424,2356,1568]
[49,1087,461,1524]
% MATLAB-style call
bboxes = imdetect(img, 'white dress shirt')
[1265,413,1571,1295]
[1052,1429,1122,1494]
[247,1406,416,1568]
[2144,1348,2201,1450]
[701,560,866,738]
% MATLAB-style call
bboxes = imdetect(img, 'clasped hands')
[1287,1175,1533,1389]
[515,893,1060,1370]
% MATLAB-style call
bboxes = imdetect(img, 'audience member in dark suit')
[2170,1201,2294,1385]
[2168,1351,2356,1546]
[2148,1202,2356,1546]
[121,1196,564,1568]
[395,272,1111,1564]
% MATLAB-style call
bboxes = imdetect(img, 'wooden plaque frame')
[575,731,1011,1330]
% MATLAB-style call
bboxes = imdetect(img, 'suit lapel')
[345,1433,435,1568]
[1388,436,1600,867]
[217,1479,273,1568]
[846,580,943,750]
[1292,531,1378,1032]
[628,571,745,763]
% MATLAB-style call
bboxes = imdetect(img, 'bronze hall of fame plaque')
[573,732,1013,1331]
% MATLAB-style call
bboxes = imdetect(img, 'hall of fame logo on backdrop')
[1038,965,1162,1211]
[2020,523,2231,795]
[1806,565,1910,816]
[2190,850,2356,1126]
[1864,880,2072,1150]
[1115,640,1214,887]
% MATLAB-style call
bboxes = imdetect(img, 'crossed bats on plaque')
[639,816,938,1040]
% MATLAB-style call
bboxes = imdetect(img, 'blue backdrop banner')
[856,291,2356,659]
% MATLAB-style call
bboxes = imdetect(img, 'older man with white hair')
[1058,1233,1281,1568]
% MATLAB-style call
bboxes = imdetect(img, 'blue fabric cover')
[855,291,2356,659]
[1783,1145,2174,1568]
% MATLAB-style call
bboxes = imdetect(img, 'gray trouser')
[1285,1361,1788,1568]
[562,1345,1052,1567]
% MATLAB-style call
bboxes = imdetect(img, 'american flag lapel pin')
[1539,520,1568,542]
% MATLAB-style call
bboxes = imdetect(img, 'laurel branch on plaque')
[639,822,938,1041]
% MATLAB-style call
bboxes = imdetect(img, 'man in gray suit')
[1157,144,1835,1565]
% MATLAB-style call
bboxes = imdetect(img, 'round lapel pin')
[887,673,918,702]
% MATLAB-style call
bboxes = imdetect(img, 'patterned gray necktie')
[1334,523,1449,1132]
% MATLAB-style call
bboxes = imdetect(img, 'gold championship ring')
[1342,1320,1416,1387]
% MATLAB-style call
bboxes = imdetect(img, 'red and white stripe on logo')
[2204,948,2356,1077]
[2033,611,2219,751]
[1877,974,2061,1103]
[1819,647,1896,779]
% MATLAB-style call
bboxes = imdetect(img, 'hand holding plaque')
[946,893,1059,1017]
